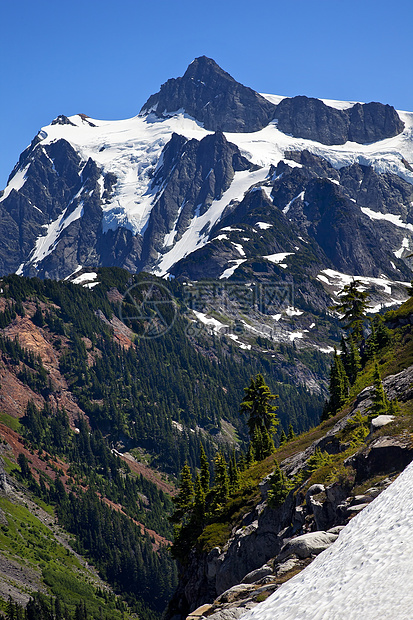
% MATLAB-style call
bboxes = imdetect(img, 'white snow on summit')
[241,460,413,620]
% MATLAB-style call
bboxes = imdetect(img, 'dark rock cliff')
[275,96,404,145]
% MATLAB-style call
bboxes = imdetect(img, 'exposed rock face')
[275,96,404,145]
[276,97,350,145]
[140,56,278,133]
[348,436,413,482]
[348,102,405,144]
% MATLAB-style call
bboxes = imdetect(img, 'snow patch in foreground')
[242,460,413,620]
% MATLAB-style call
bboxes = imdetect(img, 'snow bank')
[242,460,413,620]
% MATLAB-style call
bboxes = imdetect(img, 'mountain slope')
[164,296,413,619]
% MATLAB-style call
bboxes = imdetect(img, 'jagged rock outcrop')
[142,131,256,267]
[275,96,404,145]
[140,56,278,133]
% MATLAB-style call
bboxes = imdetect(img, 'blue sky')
[1,0,412,188]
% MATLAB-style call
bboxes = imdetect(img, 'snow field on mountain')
[241,460,413,620]
[27,201,85,269]
[36,112,212,236]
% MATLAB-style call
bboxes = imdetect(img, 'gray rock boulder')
[241,565,272,584]
[347,435,413,482]
[277,530,339,561]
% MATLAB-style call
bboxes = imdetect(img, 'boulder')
[206,609,247,619]
[274,557,301,577]
[347,435,413,482]
[277,530,339,561]
[216,584,255,604]
[241,565,272,584]
[186,604,213,618]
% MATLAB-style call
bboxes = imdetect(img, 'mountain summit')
[140,56,278,132]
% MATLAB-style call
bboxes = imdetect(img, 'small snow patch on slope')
[29,202,84,268]
[241,460,413,620]
[318,269,394,295]
[361,207,413,231]
[265,253,294,264]
[255,222,272,230]
[220,259,247,279]
[72,272,98,285]
[394,237,410,258]
[0,164,30,203]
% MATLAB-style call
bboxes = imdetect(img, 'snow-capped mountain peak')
[1,57,413,325]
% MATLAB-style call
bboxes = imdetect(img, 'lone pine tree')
[240,373,279,459]
[331,280,369,343]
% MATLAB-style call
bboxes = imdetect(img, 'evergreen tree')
[171,462,194,523]
[199,443,210,494]
[287,423,295,441]
[279,429,287,446]
[347,337,362,384]
[330,281,369,342]
[17,452,31,480]
[323,348,349,419]
[192,473,206,524]
[246,442,255,468]
[228,450,240,492]
[212,452,229,511]
[240,374,279,459]
[261,427,275,458]
[388,398,401,415]
[370,362,389,416]
[267,460,291,508]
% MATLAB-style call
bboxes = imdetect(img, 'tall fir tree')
[192,472,206,524]
[323,348,349,419]
[240,374,279,460]
[199,443,210,494]
[347,337,362,385]
[171,462,194,524]
[212,452,230,511]
[330,280,369,342]
[370,362,389,416]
